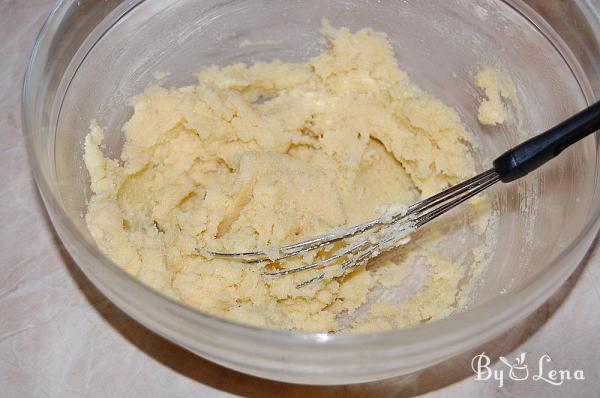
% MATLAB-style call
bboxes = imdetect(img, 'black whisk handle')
[493,100,600,183]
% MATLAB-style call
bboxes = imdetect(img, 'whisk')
[208,101,600,279]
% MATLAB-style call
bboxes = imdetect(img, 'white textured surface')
[1,1,598,397]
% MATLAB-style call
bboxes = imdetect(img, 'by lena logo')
[471,352,585,387]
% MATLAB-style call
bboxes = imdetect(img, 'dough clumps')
[475,67,520,126]
[85,23,486,332]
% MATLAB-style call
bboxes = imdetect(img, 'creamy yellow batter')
[85,23,490,332]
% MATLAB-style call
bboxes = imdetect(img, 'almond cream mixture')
[85,23,492,332]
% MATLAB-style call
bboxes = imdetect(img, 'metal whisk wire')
[206,100,600,280]
[207,169,500,277]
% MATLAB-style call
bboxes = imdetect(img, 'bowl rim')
[21,0,600,354]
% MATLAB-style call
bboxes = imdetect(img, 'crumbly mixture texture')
[85,23,489,332]
[475,67,520,126]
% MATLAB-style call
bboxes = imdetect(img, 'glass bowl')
[22,0,600,384]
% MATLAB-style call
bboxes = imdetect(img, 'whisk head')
[204,169,499,282]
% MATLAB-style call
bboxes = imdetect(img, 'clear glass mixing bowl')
[22,0,600,384]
